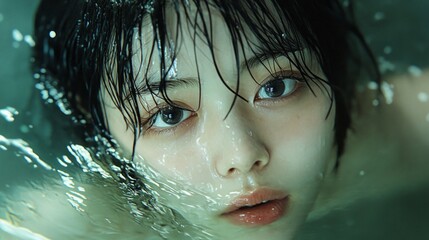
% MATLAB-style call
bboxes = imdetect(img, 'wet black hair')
[33,0,378,169]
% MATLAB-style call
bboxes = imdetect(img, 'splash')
[35,76,72,116]
[67,144,111,178]
[0,218,50,240]
[0,135,52,171]
[0,107,18,122]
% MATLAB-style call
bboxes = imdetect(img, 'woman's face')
[103,10,336,240]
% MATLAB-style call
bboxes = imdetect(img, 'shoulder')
[311,71,429,218]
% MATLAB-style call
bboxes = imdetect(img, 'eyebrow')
[240,51,286,73]
[135,77,199,97]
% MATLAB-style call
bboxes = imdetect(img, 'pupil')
[264,80,285,98]
[161,106,183,125]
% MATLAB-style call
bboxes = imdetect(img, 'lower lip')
[222,197,289,226]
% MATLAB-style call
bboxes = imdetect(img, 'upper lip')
[221,188,288,215]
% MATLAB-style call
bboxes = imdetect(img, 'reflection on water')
[0,0,428,239]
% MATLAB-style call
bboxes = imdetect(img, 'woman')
[11,0,377,239]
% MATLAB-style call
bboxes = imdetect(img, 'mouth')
[221,188,289,226]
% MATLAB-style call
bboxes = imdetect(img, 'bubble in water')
[144,0,155,13]
[383,46,392,55]
[418,92,428,103]
[57,101,72,115]
[49,30,56,38]
[20,125,30,134]
[24,35,35,47]
[12,29,23,42]
[381,82,394,105]
[378,57,396,73]
[408,65,423,77]
[0,13,4,22]
[374,12,385,21]
[367,81,378,90]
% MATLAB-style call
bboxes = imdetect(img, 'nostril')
[227,168,236,175]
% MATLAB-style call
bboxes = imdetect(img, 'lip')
[221,188,289,226]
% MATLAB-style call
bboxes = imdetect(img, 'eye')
[150,105,193,129]
[256,76,300,101]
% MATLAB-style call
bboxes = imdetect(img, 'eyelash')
[254,71,305,105]
[141,71,305,135]
[142,104,196,136]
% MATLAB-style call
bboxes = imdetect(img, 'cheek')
[264,101,336,188]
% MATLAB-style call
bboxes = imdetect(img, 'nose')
[207,115,270,178]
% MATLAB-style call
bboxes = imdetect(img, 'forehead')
[130,1,298,81]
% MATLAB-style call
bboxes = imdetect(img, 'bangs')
[101,0,334,135]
